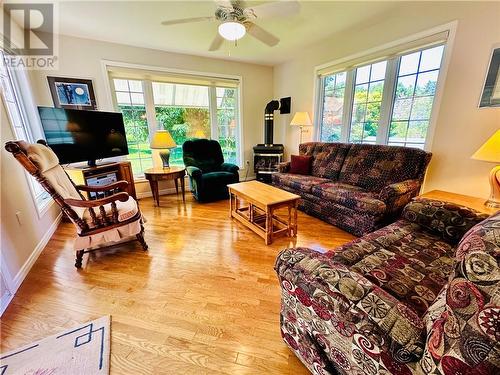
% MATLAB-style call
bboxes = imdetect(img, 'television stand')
[64,161,137,200]
[69,160,116,169]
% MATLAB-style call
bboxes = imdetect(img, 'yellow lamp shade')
[194,130,206,138]
[471,130,500,163]
[150,130,176,149]
[290,112,312,127]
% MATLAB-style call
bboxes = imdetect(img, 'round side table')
[143,167,186,206]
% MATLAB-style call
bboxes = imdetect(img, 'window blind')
[107,66,240,88]
[317,30,449,77]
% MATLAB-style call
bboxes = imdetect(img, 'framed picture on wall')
[47,76,97,110]
[479,46,500,108]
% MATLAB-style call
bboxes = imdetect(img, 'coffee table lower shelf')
[229,189,299,245]
[232,205,291,241]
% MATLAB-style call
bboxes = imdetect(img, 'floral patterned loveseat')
[275,198,499,375]
[273,142,432,236]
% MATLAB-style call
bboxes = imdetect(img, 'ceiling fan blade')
[245,22,279,47]
[161,16,214,26]
[215,0,234,10]
[232,0,247,9]
[247,0,300,19]
[208,34,224,51]
[215,0,246,10]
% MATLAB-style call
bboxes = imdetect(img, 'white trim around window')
[0,49,54,217]
[100,60,245,177]
[313,21,457,151]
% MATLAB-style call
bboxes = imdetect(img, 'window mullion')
[109,77,119,110]
[377,58,399,145]
[209,85,218,140]
[315,76,325,141]
[143,80,157,138]
[234,87,242,166]
[341,70,355,142]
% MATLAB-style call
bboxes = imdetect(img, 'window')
[216,87,239,164]
[349,61,386,144]
[113,79,152,174]
[152,82,210,167]
[0,49,51,212]
[318,44,445,149]
[388,46,444,148]
[319,72,346,142]
[110,72,241,177]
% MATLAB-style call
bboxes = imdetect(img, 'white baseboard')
[136,175,255,200]
[0,291,14,316]
[136,175,255,199]
[11,212,63,292]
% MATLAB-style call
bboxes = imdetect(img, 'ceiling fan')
[161,0,300,51]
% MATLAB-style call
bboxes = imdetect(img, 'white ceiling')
[53,1,402,66]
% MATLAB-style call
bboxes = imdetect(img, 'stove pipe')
[264,100,280,146]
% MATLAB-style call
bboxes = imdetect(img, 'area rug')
[0,315,110,375]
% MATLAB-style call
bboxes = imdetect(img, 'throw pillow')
[290,155,312,175]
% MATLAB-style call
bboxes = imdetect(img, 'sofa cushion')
[338,144,431,192]
[289,155,312,175]
[277,244,428,365]
[455,211,500,261]
[272,173,330,193]
[402,198,489,245]
[331,219,454,318]
[311,182,386,216]
[299,142,351,180]
[420,211,500,374]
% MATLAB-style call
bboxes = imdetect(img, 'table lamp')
[150,130,176,168]
[290,112,312,144]
[471,129,500,208]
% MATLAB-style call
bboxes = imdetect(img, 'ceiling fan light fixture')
[218,21,246,41]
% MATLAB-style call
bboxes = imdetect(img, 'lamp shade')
[150,130,176,149]
[471,130,500,163]
[290,112,312,127]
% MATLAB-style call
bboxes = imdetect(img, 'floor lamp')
[290,112,312,144]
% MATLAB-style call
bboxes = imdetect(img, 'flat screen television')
[38,107,129,166]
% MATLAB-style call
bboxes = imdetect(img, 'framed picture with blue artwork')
[47,76,97,110]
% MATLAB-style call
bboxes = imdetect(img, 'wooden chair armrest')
[64,192,130,208]
[75,180,128,193]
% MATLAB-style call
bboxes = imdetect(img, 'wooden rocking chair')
[5,140,148,268]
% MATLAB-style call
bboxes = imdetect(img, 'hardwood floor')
[0,193,355,374]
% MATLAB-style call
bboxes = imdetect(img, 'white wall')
[30,34,274,195]
[1,98,61,295]
[1,9,61,311]
[273,1,500,199]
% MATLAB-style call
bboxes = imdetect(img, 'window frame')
[0,49,53,217]
[313,23,457,151]
[347,60,389,145]
[103,61,243,178]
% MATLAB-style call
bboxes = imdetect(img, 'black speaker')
[279,97,291,114]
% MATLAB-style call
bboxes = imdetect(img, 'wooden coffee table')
[228,181,300,245]
[144,167,186,206]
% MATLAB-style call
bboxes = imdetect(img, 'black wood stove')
[253,98,290,182]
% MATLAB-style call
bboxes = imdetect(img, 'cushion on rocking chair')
[82,197,139,228]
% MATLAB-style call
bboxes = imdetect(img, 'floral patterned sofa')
[272,142,432,236]
[275,198,499,375]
